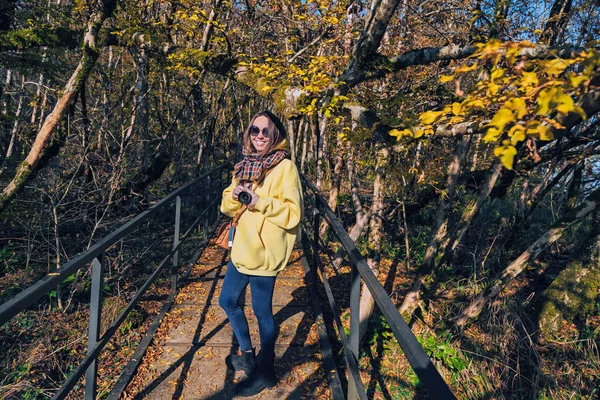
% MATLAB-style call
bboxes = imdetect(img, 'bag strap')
[231,167,275,226]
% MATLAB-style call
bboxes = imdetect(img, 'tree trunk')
[401,176,411,272]
[320,132,344,236]
[470,134,482,171]
[308,115,317,171]
[200,0,223,51]
[443,159,503,262]
[0,69,11,108]
[542,0,573,45]
[565,161,583,209]
[455,185,600,328]
[332,141,372,268]
[400,136,470,315]
[30,73,44,124]
[128,46,150,168]
[359,145,389,343]
[422,136,471,270]
[517,151,592,228]
[0,74,24,175]
[316,113,328,190]
[287,119,296,163]
[0,0,119,213]
[300,119,309,173]
[489,0,511,38]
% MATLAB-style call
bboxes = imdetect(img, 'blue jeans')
[219,260,277,359]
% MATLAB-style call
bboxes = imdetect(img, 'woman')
[219,110,303,397]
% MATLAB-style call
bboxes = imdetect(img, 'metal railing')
[0,160,231,400]
[300,175,456,400]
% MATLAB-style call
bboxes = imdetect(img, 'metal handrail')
[0,160,230,326]
[0,159,232,399]
[300,175,456,400]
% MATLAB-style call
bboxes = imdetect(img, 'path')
[125,243,331,399]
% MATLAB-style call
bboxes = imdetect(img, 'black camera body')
[238,191,252,205]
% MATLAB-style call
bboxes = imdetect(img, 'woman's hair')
[243,110,286,156]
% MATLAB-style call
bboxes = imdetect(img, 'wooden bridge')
[0,161,455,399]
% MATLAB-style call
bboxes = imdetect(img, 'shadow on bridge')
[131,253,326,399]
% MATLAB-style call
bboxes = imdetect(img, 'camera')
[238,191,252,205]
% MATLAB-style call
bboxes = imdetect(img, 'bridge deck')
[124,245,331,399]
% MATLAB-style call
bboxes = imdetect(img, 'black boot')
[233,352,277,397]
[226,348,257,375]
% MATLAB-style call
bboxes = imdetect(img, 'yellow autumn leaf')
[508,125,526,145]
[554,92,575,115]
[489,108,516,131]
[541,59,572,76]
[440,75,455,83]
[537,124,554,141]
[543,118,565,129]
[464,99,485,110]
[424,125,435,135]
[504,97,528,119]
[499,145,518,169]
[451,102,462,116]
[420,110,445,125]
[506,43,520,65]
[568,73,588,88]
[414,129,425,138]
[520,71,539,89]
[536,87,557,116]
[455,62,479,74]
[484,127,502,143]
[388,129,413,139]
[527,123,554,141]
[491,68,505,80]
[487,82,499,95]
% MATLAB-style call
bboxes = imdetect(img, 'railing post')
[85,254,104,400]
[348,261,361,399]
[312,202,320,289]
[172,196,181,292]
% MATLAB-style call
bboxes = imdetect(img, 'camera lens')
[238,191,251,205]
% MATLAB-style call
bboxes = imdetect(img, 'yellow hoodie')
[220,158,303,276]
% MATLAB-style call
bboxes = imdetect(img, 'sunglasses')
[250,125,269,137]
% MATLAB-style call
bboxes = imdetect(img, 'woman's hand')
[231,184,246,201]
[232,184,259,208]
[239,186,259,209]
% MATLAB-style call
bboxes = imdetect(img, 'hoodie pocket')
[260,219,288,270]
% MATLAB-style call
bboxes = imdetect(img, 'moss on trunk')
[539,256,600,340]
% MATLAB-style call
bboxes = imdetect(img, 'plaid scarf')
[234,140,289,183]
